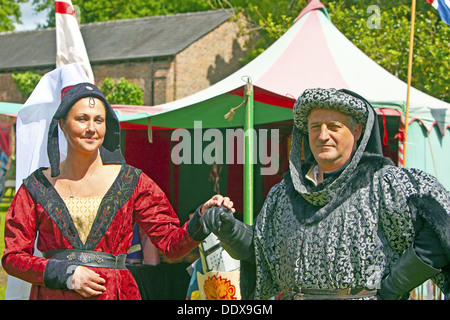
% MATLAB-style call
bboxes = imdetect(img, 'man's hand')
[200,205,255,262]
[201,205,235,235]
[72,265,106,298]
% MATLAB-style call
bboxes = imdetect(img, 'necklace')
[66,157,100,198]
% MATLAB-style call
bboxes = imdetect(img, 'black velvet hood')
[47,82,125,177]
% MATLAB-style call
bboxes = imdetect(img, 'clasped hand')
[201,205,235,234]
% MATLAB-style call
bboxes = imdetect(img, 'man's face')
[308,108,362,172]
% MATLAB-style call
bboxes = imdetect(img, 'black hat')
[47,82,125,177]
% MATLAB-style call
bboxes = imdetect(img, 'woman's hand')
[72,265,106,298]
[200,194,235,215]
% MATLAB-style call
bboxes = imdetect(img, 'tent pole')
[243,80,254,226]
[403,0,416,167]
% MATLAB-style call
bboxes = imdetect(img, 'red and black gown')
[2,164,203,300]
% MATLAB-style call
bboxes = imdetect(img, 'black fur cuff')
[187,206,208,241]
[44,259,77,290]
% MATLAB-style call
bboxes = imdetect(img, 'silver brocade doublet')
[250,89,450,300]
[253,165,449,300]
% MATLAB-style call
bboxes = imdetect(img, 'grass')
[0,188,14,300]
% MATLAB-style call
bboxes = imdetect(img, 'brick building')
[0,10,247,106]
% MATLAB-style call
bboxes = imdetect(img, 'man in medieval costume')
[201,88,450,300]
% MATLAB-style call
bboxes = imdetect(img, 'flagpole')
[403,0,417,167]
[243,80,254,226]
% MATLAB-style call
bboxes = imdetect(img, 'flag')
[55,0,95,82]
[15,64,90,190]
[426,0,450,25]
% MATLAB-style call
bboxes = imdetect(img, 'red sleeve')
[133,173,201,259]
[1,185,49,286]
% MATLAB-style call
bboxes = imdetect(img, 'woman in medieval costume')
[2,82,228,300]
[201,88,450,300]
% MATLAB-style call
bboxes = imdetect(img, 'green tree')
[325,1,449,102]
[0,0,27,31]
[12,70,43,99]
[101,77,144,105]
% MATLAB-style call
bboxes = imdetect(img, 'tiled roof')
[0,10,232,70]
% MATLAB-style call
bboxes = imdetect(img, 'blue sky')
[14,2,50,31]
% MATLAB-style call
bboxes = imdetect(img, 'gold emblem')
[203,275,237,300]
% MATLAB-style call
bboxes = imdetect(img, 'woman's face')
[59,97,107,156]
